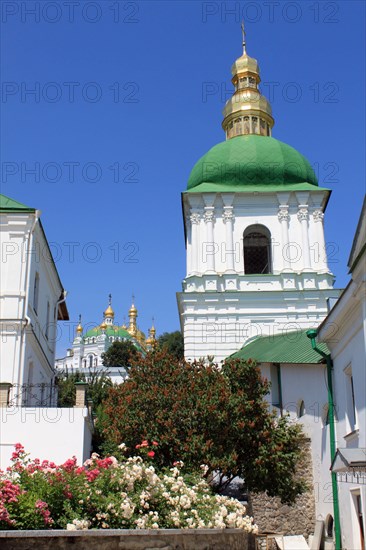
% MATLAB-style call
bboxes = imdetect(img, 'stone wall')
[248,438,316,538]
[0,529,252,550]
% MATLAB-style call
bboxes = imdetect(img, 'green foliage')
[157,331,184,360]
[101,340,139,369]
[99,350,306,503]
[57,369,112,409]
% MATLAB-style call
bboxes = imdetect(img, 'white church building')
[55,296,157,383]
[177,36,345,542]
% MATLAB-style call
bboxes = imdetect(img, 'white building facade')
[0,194,68,406]
[0,194,93,468]
[318,198,366,550]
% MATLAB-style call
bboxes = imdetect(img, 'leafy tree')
[157,331,184,360]
[56,369,112,409]
[99,350,305,503]
[101,340,139,369]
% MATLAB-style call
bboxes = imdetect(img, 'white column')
[278,206,291,270]
[222,206,235,272]
[297,205,311,270]
[203,207,215,272]
[190,212,200,274]
[313,209,329,272]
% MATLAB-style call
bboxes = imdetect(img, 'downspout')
[18,210,40,401]
[306,329,341,550]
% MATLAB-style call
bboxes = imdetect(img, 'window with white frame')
[344,364,357,432]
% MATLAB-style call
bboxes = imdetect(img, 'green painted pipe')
[306,329,341,549]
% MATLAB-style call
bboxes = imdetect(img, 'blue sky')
[1,1,365,355]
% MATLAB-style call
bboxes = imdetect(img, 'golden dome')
[76,314,83,334]
[104,294,114,318]
[222,24,274,139]
[231,53,259,77]
[104,304,114,317]
[100,321,107,330]
[129,303,137,315]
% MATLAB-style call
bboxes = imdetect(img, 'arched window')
[325,515,334,538]
[243,225,272,274]
[89,355,93,369]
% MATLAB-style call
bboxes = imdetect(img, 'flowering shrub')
[99,351,306,503]
[0,444,257,533]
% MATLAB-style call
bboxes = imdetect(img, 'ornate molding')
[297,207,309,222]
[203,208,215,223]
[313,209,324,223]
[222,208,234,223]
[190,212,201,225]
[278,206,290,222]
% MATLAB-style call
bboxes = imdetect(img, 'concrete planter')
[0,528,252,549]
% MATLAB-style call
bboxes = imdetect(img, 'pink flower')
[147,451,155,458]
[141,440,149,447]
[152,441,158,446]
[86,468,100,482]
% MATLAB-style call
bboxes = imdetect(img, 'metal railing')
[8,383,58,407]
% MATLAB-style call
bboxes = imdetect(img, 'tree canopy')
[157,331,184,360]
[101,340,140,369]
[99,350,305,503]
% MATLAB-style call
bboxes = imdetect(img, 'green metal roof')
[230,330,329,364]
[84,326,133,340]
[0,194,35,212]
[187,135,325,193]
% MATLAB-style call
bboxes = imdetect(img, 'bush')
[0,443,257,532]
[99,350,306,503]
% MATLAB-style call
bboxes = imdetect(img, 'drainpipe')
[306,329,341,550]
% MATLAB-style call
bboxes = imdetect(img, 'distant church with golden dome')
[55,295,156,382]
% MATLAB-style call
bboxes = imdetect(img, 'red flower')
[147,451,155,458]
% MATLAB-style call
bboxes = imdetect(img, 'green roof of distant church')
[0,194,35,212]
[84,326,133,340]
[186,135,327,193]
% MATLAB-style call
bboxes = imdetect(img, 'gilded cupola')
[222,22,274,139]
[76,314,83,335]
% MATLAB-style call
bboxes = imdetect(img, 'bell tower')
[177,28,340,362]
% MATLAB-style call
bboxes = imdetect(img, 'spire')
[127,295,138,337]
[241,20,246,55]
[146,317,157,349]
[222,22,274,139]
[76,314,83,335]
[104,294,115,326]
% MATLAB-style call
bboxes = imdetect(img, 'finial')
[76,314,83,334]
[241,20,246,55]
[108,293,112,305]
[131,293,135,305]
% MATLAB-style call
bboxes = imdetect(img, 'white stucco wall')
[261,362,334,524]
[0,407,93,468]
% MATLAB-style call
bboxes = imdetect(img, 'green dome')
[83,326,132,340]
[187,135,318,192]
